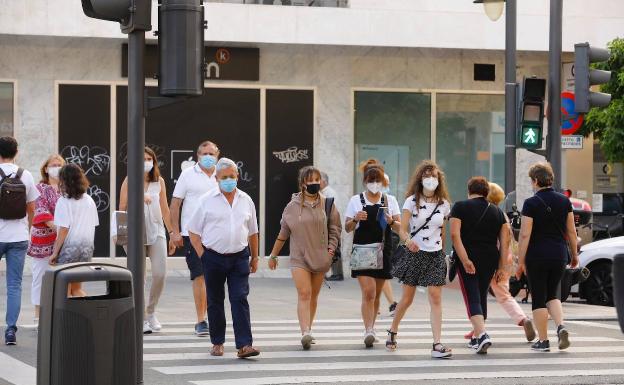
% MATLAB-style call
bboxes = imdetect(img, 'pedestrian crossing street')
[143,317,624,385]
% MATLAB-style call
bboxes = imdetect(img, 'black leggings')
[527,259,566,310]
[457,260,497,319]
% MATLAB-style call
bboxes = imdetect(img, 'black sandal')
[386,330,398,351]
[431,343,452,358]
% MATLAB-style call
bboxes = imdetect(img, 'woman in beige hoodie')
[268,166,342,350]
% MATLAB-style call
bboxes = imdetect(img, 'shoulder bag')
[350,194,387,271]
[448,202,491,282]
[324,197,341,263]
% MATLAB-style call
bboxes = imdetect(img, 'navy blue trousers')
[201,247,253,349]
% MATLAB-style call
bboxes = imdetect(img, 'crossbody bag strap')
[534,194,568,239]
[410,200,443,237]
[464,202,491,241]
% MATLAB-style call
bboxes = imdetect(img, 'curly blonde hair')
[487,182,505,206]
[405,160,450,210]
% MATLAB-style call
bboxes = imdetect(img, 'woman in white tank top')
[119,147,175,334]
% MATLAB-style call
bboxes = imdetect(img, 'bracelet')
[269,255,278,261]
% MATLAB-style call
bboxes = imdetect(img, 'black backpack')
[0,167,27,220]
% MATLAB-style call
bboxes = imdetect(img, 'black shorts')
[183,236,204,281]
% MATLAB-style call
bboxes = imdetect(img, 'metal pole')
[127,30,146,385]
[504,0,517,195]
[547,0,563,189]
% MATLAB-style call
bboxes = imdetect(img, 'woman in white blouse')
[119,147,174,334]
[386,160,453,359]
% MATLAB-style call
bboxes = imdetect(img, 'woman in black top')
[517,163,579,352]
[450,177,509,354]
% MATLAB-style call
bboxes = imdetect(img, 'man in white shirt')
[188,158,260,359]
[169,140,219,336]
[320,171,337,199]
[0,137,39,346]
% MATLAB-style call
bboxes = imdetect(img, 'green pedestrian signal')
[518,77,546,151]
[520,124,542,149]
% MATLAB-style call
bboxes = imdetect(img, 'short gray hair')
[320,171,329,184]
[216,157,238,174]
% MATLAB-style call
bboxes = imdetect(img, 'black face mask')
[305,183,321,195]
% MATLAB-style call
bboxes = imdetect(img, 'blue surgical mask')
[382,186,390,194]
[199,154,217,169]
[219,178,237,193]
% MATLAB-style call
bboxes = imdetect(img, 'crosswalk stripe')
[157,318,471,326]
[153,356,624,375]
[144,345,624,361]
[148,329,531,338]
[189,369,624,385]
[568,320,623,330]
[143,336,618,348]
[154,323,535,333]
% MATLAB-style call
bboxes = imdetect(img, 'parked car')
[569,236,621,306]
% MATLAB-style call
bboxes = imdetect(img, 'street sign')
[561,91,584,135]
[520,124,541,148]
[561,135,583,149]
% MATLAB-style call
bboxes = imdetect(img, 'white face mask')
[422,177,439,192]
[144,161,154,173]
[366,182,383,194]
[47,166,61,179]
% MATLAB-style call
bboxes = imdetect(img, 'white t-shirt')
[54,194,99,258]
[321,186,337,199]
[345,192,401,230]
[403,195,450,252]
[0,163,40,243]
[172,164,218,236]
[187,188,259,254]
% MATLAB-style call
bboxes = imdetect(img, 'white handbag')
[350,243,384,271]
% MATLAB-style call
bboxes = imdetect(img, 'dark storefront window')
[58,84,112,257]
[435,93,505,203]
[354,91,431,198]
[265,89,314,255]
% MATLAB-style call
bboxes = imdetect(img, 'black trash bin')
[37,263,136,385]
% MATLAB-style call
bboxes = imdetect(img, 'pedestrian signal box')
[518,77,546,150]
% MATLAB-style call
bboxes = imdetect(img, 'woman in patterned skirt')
[386,160,452,358]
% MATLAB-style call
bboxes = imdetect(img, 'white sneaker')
[147,314,162,332]
[364,331,375,348]
[143,320,153,334]
[373,329,380,343]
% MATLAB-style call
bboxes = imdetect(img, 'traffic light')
[518,77,546,150]
[81,0,152,33]
[157,0,206,96]
[574,43,612,114]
